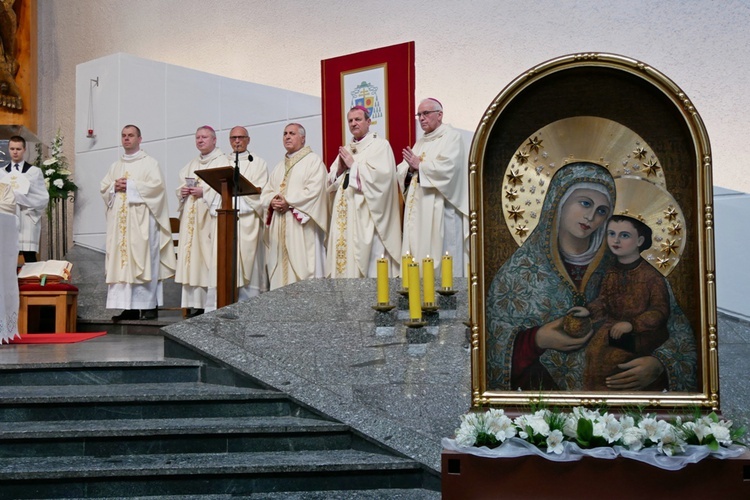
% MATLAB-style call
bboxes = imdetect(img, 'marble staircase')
[0,338,440,498]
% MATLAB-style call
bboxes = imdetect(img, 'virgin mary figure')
[485,161,696,392]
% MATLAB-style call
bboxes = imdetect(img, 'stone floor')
[2,244,748,476]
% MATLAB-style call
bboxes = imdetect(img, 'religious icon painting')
[468,53,718,412]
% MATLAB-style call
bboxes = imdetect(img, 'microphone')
[247,153,253,162]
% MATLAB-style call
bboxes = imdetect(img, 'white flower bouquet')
[34,130,78,199]
[443,407,746,470]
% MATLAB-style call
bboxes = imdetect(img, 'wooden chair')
[168,217,188,318]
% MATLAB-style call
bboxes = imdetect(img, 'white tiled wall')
[74,53,323,253]
[714,187,750,322]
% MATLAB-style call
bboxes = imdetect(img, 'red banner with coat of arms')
[321,42,415,168]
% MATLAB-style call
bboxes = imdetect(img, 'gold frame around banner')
[339,63,389,147]
[468,53,718,411]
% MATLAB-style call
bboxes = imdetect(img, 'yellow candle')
[401,253,411,289]
[376,257,389,304]
[407,261,422,320]
[423,256,435,304]
[441,252,453,289]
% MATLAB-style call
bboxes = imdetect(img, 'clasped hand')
[180,186,203,198]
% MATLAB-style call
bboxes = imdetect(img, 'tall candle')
[441,252,453,289]
[423,256,435,304]
[407,261,422,321]
[401,253,411,289]
[376,257,389,304]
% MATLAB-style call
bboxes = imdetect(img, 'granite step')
[0,416,357,458]
[0,360,204,386]
[0,382,318,422]
[0,449,427,499]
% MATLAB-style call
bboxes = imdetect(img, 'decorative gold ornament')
[526,136,544,153]
[661,238,679,256]
[664,206,679,222]
[501,116,668,246]
[507,206,524,222]
[632,147,647,160]
[514,151,529,164]
[613,176,686,276]
[643,159,662,177]
[506,168,523,187]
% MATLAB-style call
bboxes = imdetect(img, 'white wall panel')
[119,54,167,141]
[165,66,222,139]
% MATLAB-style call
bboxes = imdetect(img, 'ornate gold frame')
[469,53,717,410]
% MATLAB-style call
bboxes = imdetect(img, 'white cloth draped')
[441,437,748,471]
[0,184,19,343]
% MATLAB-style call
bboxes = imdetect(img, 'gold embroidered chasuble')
[396,123,469,275]
[174,148,227,288]
[261,146,329,290]
[326,132,401,278]
[100,150,175,284]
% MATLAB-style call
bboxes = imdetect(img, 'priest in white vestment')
[175,126,227,316]
[0,182,19,343]
[261,123,329,290]
[222,126,269,300]
[397,98,469,278]
[326,106,401,278]
[101,125,176,321]
[0,135,49,262]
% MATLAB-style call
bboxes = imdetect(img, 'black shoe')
[111,309,140,322]
[141,308,158,320]
[187,308,204,318]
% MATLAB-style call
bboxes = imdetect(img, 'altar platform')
[2,244,749,478]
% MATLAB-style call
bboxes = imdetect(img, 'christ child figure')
[573,215,671,390]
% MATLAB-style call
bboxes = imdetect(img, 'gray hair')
[287,123,306,137]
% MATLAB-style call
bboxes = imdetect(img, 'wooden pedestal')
[18,287,78,334]
[442,449,750,499]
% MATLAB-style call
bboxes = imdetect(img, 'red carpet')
[9,332,107,344]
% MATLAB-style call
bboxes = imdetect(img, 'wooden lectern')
[194,166,259,309]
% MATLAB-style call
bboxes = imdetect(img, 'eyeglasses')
[415,110,441,118]
[230,136,249,140]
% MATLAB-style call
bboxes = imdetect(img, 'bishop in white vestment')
[174,126,227,315]
[326,106,401,278]
[261,123,329,290]
[397,98,469,278]
[223,126,269,300]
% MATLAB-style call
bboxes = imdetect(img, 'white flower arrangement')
[33,129,78,199]
[443,407,746,470]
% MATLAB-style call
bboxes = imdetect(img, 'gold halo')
[613,176,686,276]
[502,116,667,246]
